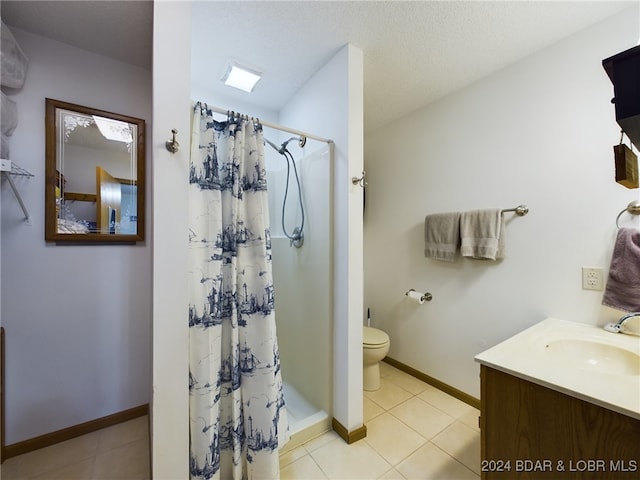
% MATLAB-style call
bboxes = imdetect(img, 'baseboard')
[331,417,367,444]
[383,357,480,409]
[4,403,148,461]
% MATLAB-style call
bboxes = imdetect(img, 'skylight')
[93,116,133,144]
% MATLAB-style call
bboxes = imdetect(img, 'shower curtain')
[189,102,289,480]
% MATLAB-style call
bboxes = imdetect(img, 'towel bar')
[615,200,640,228]
[501,205,529,216]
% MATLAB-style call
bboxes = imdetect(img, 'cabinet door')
[481,365,640,479]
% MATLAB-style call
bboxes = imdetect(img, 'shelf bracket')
[1,161,34,222]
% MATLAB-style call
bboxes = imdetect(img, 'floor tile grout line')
[96,436,150,458]
[6,387,476,480]
[305,448,330,479]
[427,439,481,477]
[14,444,98,480]
[362,376,481,477]
[3,418,150,480]
[363,435,428,470]
[365,408,464,468]
[365,374,476,421]
[382,394,459,441]
[387,409,455,445]
[384,374,433,395]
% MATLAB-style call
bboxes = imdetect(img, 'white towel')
[424,212,461,262]
[460,209,505,260]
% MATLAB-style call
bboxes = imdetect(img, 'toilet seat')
[363,326,389,347]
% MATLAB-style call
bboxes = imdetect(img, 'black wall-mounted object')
[603,44,640,150]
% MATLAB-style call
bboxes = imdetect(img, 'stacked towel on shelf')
[602,227,640,312]
[460,209,505,260]
[424,212,461,262]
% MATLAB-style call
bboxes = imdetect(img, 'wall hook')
[351,171,367,187]
[165,128,180,153]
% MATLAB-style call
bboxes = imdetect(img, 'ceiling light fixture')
[221,62,262,93]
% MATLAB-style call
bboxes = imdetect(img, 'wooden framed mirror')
[45,98,145,243]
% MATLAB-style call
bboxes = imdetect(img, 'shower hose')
[279,147,305,247]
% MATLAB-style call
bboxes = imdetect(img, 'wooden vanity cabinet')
[480,365,640,479]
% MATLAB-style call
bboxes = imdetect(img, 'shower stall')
[265,136,333,447]
[186,96,334,454]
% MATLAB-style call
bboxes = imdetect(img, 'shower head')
[265,135,307,154]
[281,136,307,151]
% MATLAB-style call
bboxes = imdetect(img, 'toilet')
[363,326,390,391]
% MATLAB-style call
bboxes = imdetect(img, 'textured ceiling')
[193,1,636,132]
[2,1,637,133]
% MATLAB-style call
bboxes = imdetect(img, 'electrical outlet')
[582,267,604,291]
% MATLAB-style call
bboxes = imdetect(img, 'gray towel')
[460,209,505,260]
[424,212,461,262]
[602,227,640,312]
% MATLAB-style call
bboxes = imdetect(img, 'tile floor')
[1,415,150,480]
[280,362,480,479]
[1,363,480,479]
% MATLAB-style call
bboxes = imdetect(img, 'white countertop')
[475,317,640,420]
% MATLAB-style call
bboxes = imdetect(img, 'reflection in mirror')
[45,99,145,242]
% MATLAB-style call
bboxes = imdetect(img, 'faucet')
[604,312,640,334]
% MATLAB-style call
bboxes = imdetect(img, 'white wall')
[151,2,191,477]
[1,29,152,444]
[363,6,640,399]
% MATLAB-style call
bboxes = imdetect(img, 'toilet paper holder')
[406,289,433,303]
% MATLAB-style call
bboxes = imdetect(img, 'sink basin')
[544,339,640,376]
[476,317,640,419]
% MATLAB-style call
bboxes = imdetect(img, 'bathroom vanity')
[476,318,640,479]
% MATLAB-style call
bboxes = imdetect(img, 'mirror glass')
[45,98,145,242]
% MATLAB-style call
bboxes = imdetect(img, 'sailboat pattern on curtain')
[189,102,288,480]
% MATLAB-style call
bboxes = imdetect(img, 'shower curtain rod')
[203,103,334,145]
